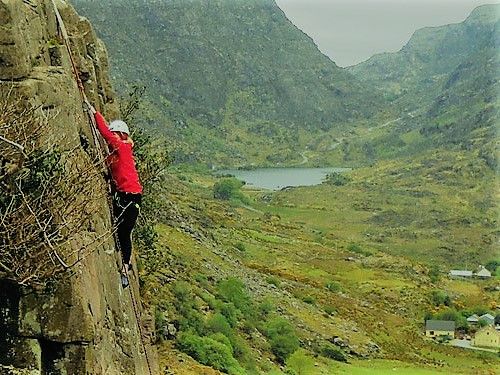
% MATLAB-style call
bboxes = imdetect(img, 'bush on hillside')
[430,290,451,306]
[220,302,241,328]
[324,172,351,186]
[217,277,251,314]
[263,317,300,363]
[320,343,347,362]
[171,281,205,334]
[206,313,233,338]
[484,260,499,273]
[428,265,440,283]
[325,281,341,293]
[176,332,244,374]
[213,177,246,201]
[285,349,315,375]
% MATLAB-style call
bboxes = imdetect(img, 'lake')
[217,167,350,191]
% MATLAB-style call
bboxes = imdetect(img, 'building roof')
[476,268,492,277]
[426,320,455,331]
[467,314,479,322]
[479,313,495,322]
[450,270,473,277]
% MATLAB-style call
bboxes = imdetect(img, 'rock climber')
[85,101,142,288]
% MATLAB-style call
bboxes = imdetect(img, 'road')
[450,339,498,353]
[367,117,402,132]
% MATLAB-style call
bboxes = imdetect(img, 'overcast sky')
[275,0,498,67]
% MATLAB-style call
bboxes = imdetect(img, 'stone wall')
[0,1,157,374]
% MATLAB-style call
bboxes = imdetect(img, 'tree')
[213,178,245,201]
[263,317,300,363]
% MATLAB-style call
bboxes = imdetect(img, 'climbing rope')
[50,2,154,374]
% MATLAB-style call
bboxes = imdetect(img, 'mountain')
[344,4,499,165]
[349,4,499,108]
[72,0,382,166]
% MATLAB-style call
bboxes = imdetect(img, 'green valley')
[72,1,499,374]
[136,165,499,374]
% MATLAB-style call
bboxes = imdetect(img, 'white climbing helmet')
[109,120,130,135]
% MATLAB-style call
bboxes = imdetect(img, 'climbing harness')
[51,2,154,374]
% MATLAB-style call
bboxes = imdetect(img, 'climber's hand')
[83,99,96,115]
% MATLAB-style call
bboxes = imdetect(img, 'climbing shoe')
[121,273,129,288]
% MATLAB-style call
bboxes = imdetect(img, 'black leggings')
[113,192,142,266]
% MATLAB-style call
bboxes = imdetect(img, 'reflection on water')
[217,167,350,191]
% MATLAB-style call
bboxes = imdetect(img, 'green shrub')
[347,243,372,256]
[428,265,440,283]
[213,178,245,200]
[172,281,192,302]
[285,349,315,375]
[235,242,246,252]
[176,332,244,374]
[324,305,336,316]
[324,172,351,186]
[154,308,168,342]
[220,302,241,328]
[266,276,281,287]
[263,317,300,363]
[171,281,205,334]
[217,278,251,313]
[430,290,451,306]
[320,343,347,362]
[258,298,275,319]
[485,260,499,273]
[325,281,341,293]
[206,313,233,338]
[209,333,234,354]
[301,295,316,305]
[194,273,209,287]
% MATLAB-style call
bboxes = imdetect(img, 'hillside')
[138,167,499,374]
[72,0,382,167]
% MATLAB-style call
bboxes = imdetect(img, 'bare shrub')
[0,89,111,286]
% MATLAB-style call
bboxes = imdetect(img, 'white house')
[449,270,473,278]
[475,266,491,278]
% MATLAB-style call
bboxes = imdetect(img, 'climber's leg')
[114,192,141,267]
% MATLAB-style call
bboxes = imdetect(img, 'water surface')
[218,167,350,190]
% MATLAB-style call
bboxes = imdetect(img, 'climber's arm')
[86,103,120,148]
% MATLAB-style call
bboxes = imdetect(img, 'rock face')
[0,1,157,374]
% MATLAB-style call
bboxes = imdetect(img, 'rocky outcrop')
[0,1,157,374]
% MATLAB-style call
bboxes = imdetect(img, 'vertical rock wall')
[0,1,157,374]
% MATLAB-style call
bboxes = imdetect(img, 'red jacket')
[94,112,143,194]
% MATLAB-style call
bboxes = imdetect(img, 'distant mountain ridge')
[73,1,499,168]
[346,4,499,165]
[349,4,499,109]
[73,0,381,166]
